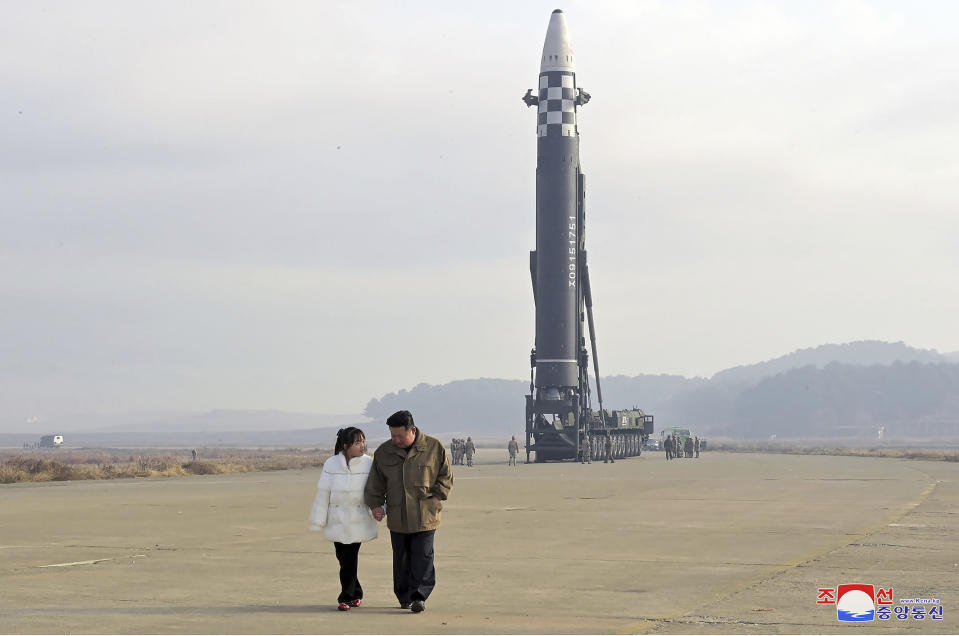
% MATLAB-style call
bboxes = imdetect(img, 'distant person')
[684,436,693,458]
[191,449,197,462]
[664,435,672,460]
[507,436,519,466]
[365,410,453,613]
[694,437,700,458]
[309,427,377,611]
[604,432,614,464]
[581,434,591,464]
[464,437,476,467]
[453,439,464,466]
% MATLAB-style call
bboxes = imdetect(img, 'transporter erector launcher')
[522,10,653,463]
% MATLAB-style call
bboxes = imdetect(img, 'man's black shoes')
[410,600,426,613]
[399,601,411,609]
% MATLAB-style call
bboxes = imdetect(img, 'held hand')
[371,506,385,522]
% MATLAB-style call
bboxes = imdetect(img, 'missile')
[526,9,590,398]
[523,10,597,461]
[522,12,653,463]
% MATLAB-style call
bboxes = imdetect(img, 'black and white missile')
[523,11,655,463]
[526,9,591,396]
[523,10,598,461]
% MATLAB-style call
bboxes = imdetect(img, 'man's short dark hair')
[387,410,415,430]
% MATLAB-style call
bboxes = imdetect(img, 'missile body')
[535,9,581,391]
[524,10,594,461]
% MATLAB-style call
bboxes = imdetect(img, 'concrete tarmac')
[1,449,956,634]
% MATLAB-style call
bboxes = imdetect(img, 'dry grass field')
[0,448,331,484]
[3,439,958,485]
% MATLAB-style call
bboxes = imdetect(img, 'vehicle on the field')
[39,435,64,447]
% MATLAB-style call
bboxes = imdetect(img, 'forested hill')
[363,341,959,440]
[364,378,529,439]
[667,361,959,438]
[711,341,949,386]
[362,375,702,439]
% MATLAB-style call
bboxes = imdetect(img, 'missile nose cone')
[541,9,574,72]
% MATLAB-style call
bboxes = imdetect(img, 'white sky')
[2,0,958,424]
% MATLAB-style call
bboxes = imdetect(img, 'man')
[664,435,672,460]
[604,432,614,464]
[507,436,519,467]
[581,434,591,464]
[694,436,700,458]
[464,437,476,468]
[365,410,453,613]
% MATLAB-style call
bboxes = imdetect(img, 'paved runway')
[1,449,955,634]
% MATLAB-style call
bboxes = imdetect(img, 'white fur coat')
[309,453,378,543]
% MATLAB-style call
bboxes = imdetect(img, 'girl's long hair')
[334,427,366,456]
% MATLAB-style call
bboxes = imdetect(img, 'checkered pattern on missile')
[537,71,577,138]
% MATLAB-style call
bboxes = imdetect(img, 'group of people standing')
[308,410,453,614]
[664,435,702,459]
[449,437,476,467]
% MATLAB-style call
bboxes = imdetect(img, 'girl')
[309,427,378,611]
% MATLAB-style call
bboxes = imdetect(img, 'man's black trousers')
[333,541,363,604]
[390,530,436,604]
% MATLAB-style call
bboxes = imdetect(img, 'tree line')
[364,342,959,439]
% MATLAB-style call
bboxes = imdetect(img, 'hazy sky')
[3,0,958,425]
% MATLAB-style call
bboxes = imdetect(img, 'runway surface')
[1,449,955,634]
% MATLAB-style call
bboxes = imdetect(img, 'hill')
[711,340,948,386]
[363,341,959,441]
[731,361,959,438]
[364,378,528,439]
[7,341,955,446]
